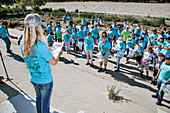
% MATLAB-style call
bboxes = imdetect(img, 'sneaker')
[115,70,119,72]
[156,101,161,105]
[104,68,107,73]
[86,62,90,65]
[97,68,102,72]
[7,50,12,54]
[126,61,129,64]
[151,95,157,98]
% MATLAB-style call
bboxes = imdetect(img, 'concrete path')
[0,29,170,113]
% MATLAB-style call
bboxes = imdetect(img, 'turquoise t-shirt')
[115,42,126,57]
[108,30,114,39]
[20,40,53,84]
[126,38,136,49]
[114,32,121,42]
[149,33,158,44]
[91,28,99,39]
[0,26,8,38]
[47,27,52,35]
[112,26,118,33]
[98,41,111,57]
[78,30,85,40]
[134,30,141,40]
[158,62,170,83]
[47,35,53,42]
[159,35,167,40]
[56,28,61,35]
[83,28,89,37]
[85,37,94,50]
[92,16,95,21]
[68,27,73,34]
[63,16,67,21]
[138,41,145,53]
[68,16,73,21]
[82,19,87,26]
[63,33,71,42]
[71,33,79,43]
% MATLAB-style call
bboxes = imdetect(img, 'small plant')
[107,86,121,100]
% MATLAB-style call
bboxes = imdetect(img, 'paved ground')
[41,2,170,19]
[0,29,170,113]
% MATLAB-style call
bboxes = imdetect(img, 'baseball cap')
[167,36,170,40]
[160,31,164,35]
[142,32,146,35]
[24,13,47,27]
[102,31,106,34]
[139,37,144,40]
[87,32,91,35]
[153,29,157,32]
[50,32,54,35]
[138,24,140,26]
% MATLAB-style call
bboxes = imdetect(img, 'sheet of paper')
[50,42,63,59]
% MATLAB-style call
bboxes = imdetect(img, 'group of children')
[44,16,170,105]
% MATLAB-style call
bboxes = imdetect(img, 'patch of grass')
[108,86,121,100]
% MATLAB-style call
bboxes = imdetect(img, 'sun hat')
[24,13,47,27]
[117,37,123,43]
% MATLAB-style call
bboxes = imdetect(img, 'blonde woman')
[20,14,62,113]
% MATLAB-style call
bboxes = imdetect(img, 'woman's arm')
[49,51,63,66]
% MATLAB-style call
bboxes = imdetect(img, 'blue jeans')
[32,81,53,113]
[156,79,164,102]
[2,37,11,51]
[116,57,121,70]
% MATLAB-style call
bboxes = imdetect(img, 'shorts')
[103,57,109,65]
[141,64,149,70]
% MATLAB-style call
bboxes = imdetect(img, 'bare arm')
[49,51,63,66]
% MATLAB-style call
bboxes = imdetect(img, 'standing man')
[121,26,131,44]
[0,22,12,54]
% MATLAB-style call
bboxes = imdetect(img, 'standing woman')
[21,14,63,113]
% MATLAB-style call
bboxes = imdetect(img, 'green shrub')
[42,8,53,12]
[73,17,82,25]
[108,86,121,100]
[58,8,66,13]
[75,9,79,13]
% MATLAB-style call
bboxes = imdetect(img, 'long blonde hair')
[22,25,46,57]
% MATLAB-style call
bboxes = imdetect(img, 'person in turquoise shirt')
[68,15,73,26]
[115,37,126,72]
[68,24,73,34]
[82,17,87,26]
[149,29,158,45]
[142,29,149,37]
[159,31,167,40]
[108,26,114,42]
[92,16,95,25]
[55,25,62,42]
[84,32,94,66]
[83,26,89,38]
[97,17,101,26]
[152,55,170,105]
[78,26,85,51]
[112,21,118,33]
[47,32,54,47]
[135,24,142,33]
[91,24,99,43]
[126,33,136,63]
[134,27,141,40]
[47,24,52,35]
[71,29,79,52]
[166,31,170,39]
[63,15,67,24]
[21,14,63,113]
[142,32,149,49]
[99,31,108,42]
[0,22,12,53]
[98,35,111,73]
[136,37,145,66]
[114,28,121,43]
[120,25,124,34]
[54,22,59,31]
[63,30,71,54]
[161,37,170,56]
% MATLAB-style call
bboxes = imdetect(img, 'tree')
[19,0,45,8]
[0,0,15,6]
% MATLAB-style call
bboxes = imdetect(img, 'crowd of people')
[44,15,170,105]
[0,14,169,111]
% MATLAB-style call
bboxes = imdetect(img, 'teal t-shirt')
[47,35,53,42]
[63,33,71,42]
[20,40,53,84]
[82,19,86,26]
[158,62,170,83]
[138,41,145,53]
[0,26,8,38]
[71,33,79,43]
[115,42,126,57]
[68,16,73,21]
[98,41,111,57]
[108,30,114,39]
[47,27,52,35]
[84,29,89,37]
[149,33,158,44]
[68,27,73,34]
[126,38,136,49]
[114,32,121,42]
[78,30,85,39]
[85,37,94,50]
[91,28,99,39]
[56,28,61,35]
